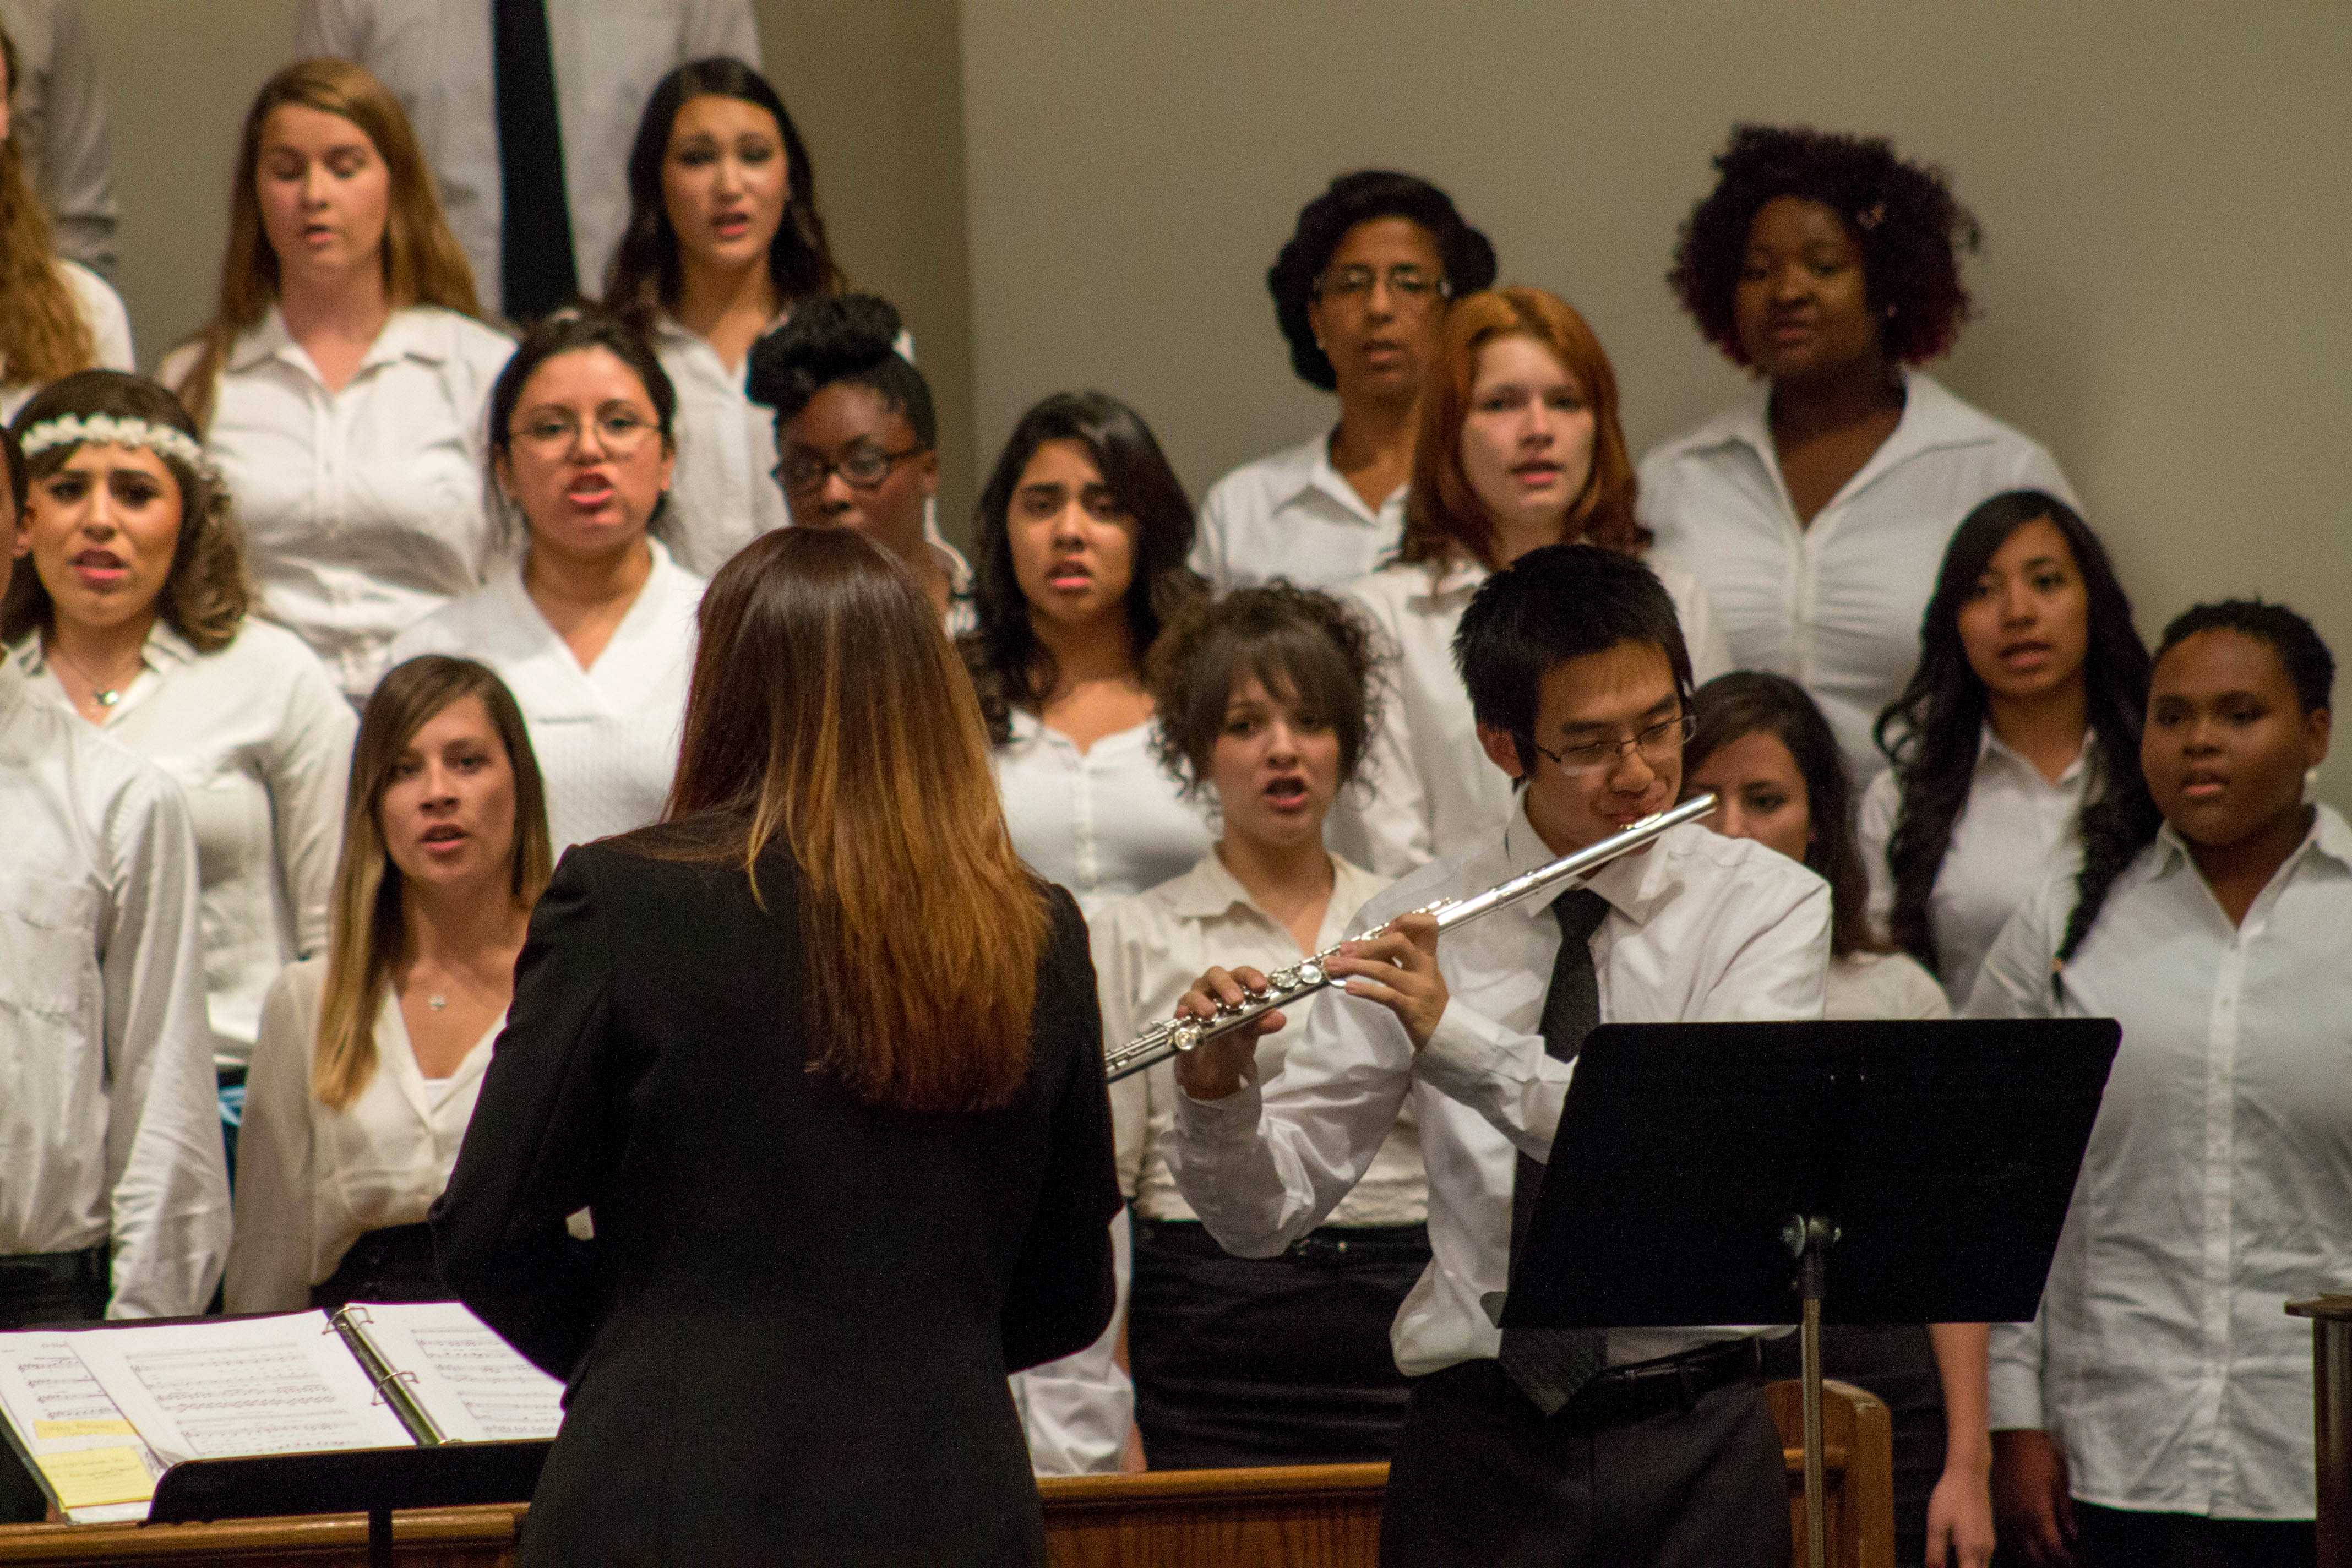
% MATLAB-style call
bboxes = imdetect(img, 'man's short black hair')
[2156,598,2335,715]
[747,292,937,447]
[1452,543,1694,768]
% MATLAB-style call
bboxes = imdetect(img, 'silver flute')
[1103,793,1718,1083]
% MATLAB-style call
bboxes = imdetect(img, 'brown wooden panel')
[1041,1463,1385,1568]
[0,1507,519,1566]
[1768,1378,1895,1568]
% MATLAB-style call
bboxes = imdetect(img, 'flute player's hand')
[1170,966,1283,1102]
[1325,912,1446,1050]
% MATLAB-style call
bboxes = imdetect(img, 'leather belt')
[1554,1336,1762,1425]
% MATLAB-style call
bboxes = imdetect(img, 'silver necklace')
[427,993,450,1011]
[46,638,137,709]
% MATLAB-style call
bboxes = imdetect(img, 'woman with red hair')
[1332,286,1730,874]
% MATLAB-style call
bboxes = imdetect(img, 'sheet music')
[67,1313,413,1464]
[345,1303,564,1443]
[0,1335,164,1522]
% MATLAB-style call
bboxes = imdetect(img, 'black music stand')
[148,1440,552,1568]
[1497,1018,2119,1568]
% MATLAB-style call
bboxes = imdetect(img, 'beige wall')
[84,0,980,533]
[959,1,2352,805]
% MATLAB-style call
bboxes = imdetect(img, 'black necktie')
[1497,888,1613,1415]
[492,0,577,322]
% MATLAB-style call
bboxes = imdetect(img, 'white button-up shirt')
[224,957,498,1314]
[0,260,134,423]
[292,0,760,318]
[1330,553,1733,876]
[1642,369,2076,786]
[1169,806,1828,1376]
[1191,429,1407,592]
[0,0,116,271]
[993,710,1216,918]
[10,620,356,1070]
[1825,949,1949,1021]
[649,310,790,579]
[386,538,704,854]
[163,306,515,700]
[1859,728,2097,1007]
[1095,850,1423,1226]
[1969,807,2352,1521]
[0,658,226,1317]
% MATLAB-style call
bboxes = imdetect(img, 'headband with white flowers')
[20,413,212,477]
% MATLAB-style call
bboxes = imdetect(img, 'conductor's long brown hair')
[666,528,1051,1113]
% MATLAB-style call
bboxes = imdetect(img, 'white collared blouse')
[992,709,1215,919]
[224,956,499,1314]
[1971,808,2352,1520]
[385,538,705,854]
[162,306,515,701]
[1191,428,1408,592]
[9,619,356,1070]
[1642,368,2076,786]
[0,658,226,1317]
[1330,552,1733,876]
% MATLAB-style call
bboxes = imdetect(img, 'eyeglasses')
[773,444,928,496]
[1310,264,1450,308]
[1530,713,1697,774]
[509,409,660,458]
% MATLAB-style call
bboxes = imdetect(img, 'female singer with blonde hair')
[1333,286,1732,874]
[164,58,513,700]
[435,527,1119,1565]
[226,654,551,1313]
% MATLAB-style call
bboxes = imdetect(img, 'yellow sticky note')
[35,1446,154,1510]
[34,1419,137,1440]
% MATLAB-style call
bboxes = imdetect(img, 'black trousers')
[1379,1357,1790,1568]
[310,1223,447,1315]
[1129,1217,1425,1469]
[2074,1502,2316,1568]
[0,1243,110,1523]
[1762,1324,1943,1567]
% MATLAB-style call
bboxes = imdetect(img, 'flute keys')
[1296,960,1324,987]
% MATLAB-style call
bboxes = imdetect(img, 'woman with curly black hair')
[1191,171,1495,592]
[1096,583,1427,1468]
[1642,123,2076,786]
[1858,491,2155,1008]
[961,389,1211,1475]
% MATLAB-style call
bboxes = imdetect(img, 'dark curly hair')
[4,371,252,652]
[1874,492,2155,980]
[603,57,843,329]
[745,292,934,445]
[960,392,1205,744]
[1268,170,1497,391]
[1669,123,1980,368]
[1688,672,1883,960]
[1145,582,1384,802]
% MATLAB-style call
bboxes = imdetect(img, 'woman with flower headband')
[1642,124,2076,790]
[163,58,513,703]
[0,15,131,423]
[4,371,356,1153]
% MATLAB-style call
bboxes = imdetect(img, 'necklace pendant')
[427,993,449,1011]
[95,689,121,708]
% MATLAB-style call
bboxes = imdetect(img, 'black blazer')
[431,821,1119,1567]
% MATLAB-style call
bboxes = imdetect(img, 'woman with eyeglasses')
[605,56,845,578]
[1192,171,1496,594]
[1331,286,1732,875]
[748,292,973,630]
[386,308,703,853]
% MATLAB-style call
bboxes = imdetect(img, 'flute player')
[1164,543,1830,1567]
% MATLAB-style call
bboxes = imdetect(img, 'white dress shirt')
[1642,369,2076,786]
[1824,949,1950,1022]
[0,658,226,1317]
[1969,807,2352,1520]
[0,259,133,423]
[1859,728,2097,1007]
[386,538,703,853]
[649,309,788,578]
[993,710,1216,918]
[1191,428,1407,592]
[292,0,760,318]
[161,306,515,700]
[0,0,116,271]
[225,957,497,1314]
[1096,850,1423,1226]
[10,620,355,1071]
[1330,552,1733,876]
[1169,805,1828,1376]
